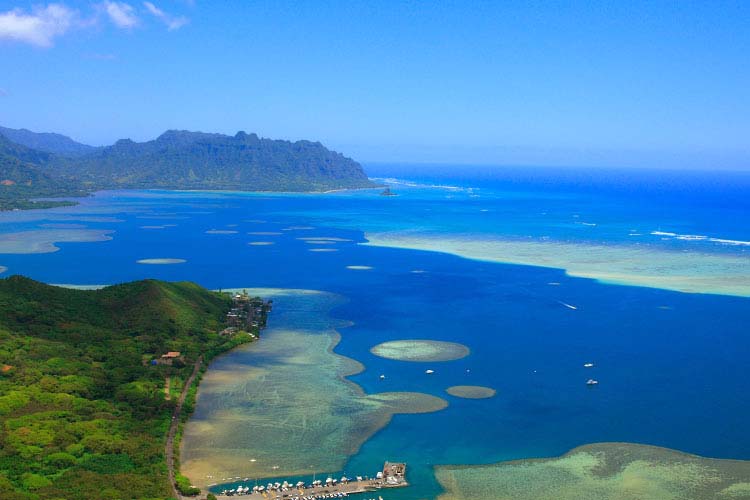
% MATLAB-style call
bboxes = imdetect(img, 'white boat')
[379,374,386,379]
[425,369,435,374]
[583,363,594,368]
[586,379,599,385]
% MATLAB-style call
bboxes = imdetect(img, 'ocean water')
[0,165,749,499]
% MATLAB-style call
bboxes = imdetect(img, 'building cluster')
[222,291,272,336]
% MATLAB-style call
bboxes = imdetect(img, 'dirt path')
[166,356,203,500]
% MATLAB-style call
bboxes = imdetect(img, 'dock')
[214,462,407,498]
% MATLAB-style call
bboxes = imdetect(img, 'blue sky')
[1,1,749,169]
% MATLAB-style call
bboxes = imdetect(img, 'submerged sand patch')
[206,229,239,234]
[446,385,496,399]
[364,233,750,298]
[136,258,186,264]
[39,223,87,229]
[181,289,447,487]
[435,442,750,500]
[0,266,6,274]
[297,237,353,242]
[0,229,114,254]
[371,340,470,362]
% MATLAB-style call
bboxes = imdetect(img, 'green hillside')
[0,135,84,210]
[50,130,374,192]
[0,127,375,210]
[0,276,255,499]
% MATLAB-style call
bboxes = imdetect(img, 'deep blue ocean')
[1,164,749,499]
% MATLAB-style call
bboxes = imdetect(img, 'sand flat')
[136,258,186,264]
[0,229,114,254]
[446,385,496,399]
[364,233,750,297]
[436,442,750,500]
[371,340,470,362]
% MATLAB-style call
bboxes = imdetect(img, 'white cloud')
[0,3,76,47]
[143,1,188,30]
[101,1,138,29]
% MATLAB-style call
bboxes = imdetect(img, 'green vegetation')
[0,126,375,210]
[0,276,262,499]
[0,135,87,211]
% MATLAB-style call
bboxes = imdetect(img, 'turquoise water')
[0,165,748,499]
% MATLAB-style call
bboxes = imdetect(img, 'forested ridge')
[0,127,375,210]
[0,276,255,499]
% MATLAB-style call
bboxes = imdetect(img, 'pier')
[214,462,407,499]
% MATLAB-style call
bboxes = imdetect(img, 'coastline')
[0,184,382,214]
[180,287,447,491]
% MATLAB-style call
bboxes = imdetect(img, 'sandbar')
[446,385,496,399]
[136,258,186,264]
[371,340,470,362]
[0,229,114,254]
[436,442,750,500]
[364,233,750,297]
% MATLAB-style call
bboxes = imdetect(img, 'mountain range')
[0,126,374,209]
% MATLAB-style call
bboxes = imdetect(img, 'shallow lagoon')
[181,288,447,487]
[0,166,748,498]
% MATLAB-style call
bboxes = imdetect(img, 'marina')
[215,463,407,499]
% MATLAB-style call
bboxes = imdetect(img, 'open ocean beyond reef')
[1,164,749,499]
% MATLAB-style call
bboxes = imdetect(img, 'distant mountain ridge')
[0,126,375,209]
[51,129,373,191]
[0,135,84,209]
[0,126,96,156]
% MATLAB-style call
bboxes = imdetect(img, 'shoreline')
[180,287,447,492]
[1,184,382,213]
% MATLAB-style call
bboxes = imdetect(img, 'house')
[155,351,183,365]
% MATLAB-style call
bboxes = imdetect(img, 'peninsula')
[0,276,269,499]
[0,126,375,210]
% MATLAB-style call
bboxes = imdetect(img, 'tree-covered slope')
[0,126,96,157]
[0,135,84,210]
[50,130,375,191]
[0,276,248,499]
[0,127,375,210]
